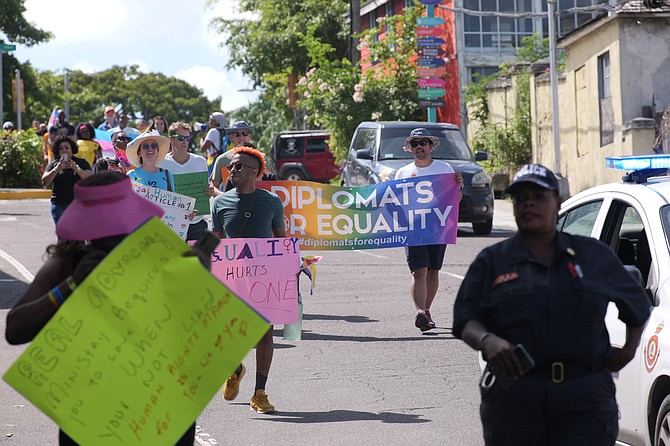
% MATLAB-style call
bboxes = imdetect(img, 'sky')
[15,0,259,117]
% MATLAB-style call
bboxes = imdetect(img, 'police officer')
[453,164,650,446]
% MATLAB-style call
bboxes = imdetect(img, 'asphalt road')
[0,198,517,446]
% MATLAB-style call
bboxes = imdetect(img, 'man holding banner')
[395,128,463,332]
[159,121,210,241]
[211,146,286,414]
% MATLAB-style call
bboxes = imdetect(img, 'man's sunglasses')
[171,134,192,142]
[141,142,159,150]
[115,136,131,143]
[226,162,257,172]
[409,139,431,148]
[231,131,251,138]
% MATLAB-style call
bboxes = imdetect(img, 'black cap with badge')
[505,163,560,194]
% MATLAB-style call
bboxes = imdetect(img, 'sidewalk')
[0,188,51,200]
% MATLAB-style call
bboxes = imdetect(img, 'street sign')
[418,0,443,4]
[417,57,445,67]
[418,88,446,99]
[416,27,443,38]
[418,66,446,77]
[418,78,447,88]
[418,47,445,58]
[417,37,445,48]
[417,17,445,27]
[0,43,16,51]
[419,99,446,109]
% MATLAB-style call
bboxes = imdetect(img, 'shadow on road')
[251,408,431,424]
[457,229,516,238]
[303,314,379,323]
[297,330,459,343]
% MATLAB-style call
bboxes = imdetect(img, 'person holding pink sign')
[211,146,286,414]
[395,128,463,332]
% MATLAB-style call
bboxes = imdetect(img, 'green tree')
[23,66,220,129]
[296,7,425,160]
[0,128,43,187]
[209,0,349,88]
[464,34,555,170]
[229,93,293,153]
[1,0,52,124]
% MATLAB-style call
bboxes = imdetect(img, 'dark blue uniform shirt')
[453,232,650,366]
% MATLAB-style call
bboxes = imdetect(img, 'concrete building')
[358,0,612,129]
[531,0,670,193]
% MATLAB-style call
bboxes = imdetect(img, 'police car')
[557,154,670,446]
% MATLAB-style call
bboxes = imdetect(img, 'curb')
[0,189,51,200]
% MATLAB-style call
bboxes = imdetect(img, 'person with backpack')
[199,112,228,174]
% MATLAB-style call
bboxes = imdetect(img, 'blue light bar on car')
[606,154,670,170]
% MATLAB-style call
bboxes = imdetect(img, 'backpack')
[219,129,230,155]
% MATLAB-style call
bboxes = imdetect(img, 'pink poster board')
[210,237,301,324]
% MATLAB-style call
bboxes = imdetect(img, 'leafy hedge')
[0,130,44,188]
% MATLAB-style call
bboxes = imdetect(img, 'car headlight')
[379,168,396,182]
[471,170,490,188]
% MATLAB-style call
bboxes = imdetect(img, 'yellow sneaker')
[222,364,246,401]
[250,389,275,414]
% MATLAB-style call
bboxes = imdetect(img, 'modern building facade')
[358,0,614,129]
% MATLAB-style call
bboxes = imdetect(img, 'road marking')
[442,271,464,281]
[0,279,19,282]
[355,250,387,259]
[0,248,34,282]
[195,425,219,445]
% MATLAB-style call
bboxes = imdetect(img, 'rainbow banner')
[257,174,460,250]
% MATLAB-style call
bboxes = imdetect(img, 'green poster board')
[3,218,269,445]
[172,171,210,216]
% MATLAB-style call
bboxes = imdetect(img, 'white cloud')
[18,0,253,110]
[175,65,258,112]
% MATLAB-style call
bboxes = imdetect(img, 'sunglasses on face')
[115,136,131,143]
[141,142,159,151]
[409,139,431,148]
[232,131,250,138]
[171,134,192,142]
[226,162,257,172]
[512,190,554,204]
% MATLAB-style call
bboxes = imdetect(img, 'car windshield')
[378,128,473,161]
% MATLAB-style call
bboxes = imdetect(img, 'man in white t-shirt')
[395,128,463,333]
[159,121,209,241]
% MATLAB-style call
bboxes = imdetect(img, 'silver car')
[342,121,494,235]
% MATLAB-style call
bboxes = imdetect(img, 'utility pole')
[351,0,360,65]
[65,69,70,122]
[0,50,4,126]
[547,0,569,197]
[15,69,22,130]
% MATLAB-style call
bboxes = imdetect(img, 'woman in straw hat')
[6,171,206,445]
[126,131,174,190]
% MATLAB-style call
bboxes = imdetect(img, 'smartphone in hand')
[480,344,535,390]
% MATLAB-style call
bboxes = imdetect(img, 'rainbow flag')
[47,107,58,129]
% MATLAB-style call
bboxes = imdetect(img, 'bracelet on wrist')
[65,276,78,292]
[47,290,60,308]
[52,286,66,305]
[478,332,494,350]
